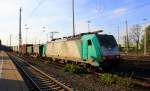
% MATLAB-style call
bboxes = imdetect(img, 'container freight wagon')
[33,44,44,57]
[27,45,33,55]
[44,33,120,67]
[12,46,19,52]
[21,44,33,55]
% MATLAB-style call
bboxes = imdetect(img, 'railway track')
[121,54,150,61]
[8,53,74,91]
[9,53,150,90]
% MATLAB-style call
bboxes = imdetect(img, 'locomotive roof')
[50,30,104,41]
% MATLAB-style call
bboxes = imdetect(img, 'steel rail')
[9,53,74,91]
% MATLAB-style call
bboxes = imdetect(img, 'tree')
[140,35,144,51]
[122,35,133,53]
[140,25,150,53]
[145,25,150,52]
[129,24,143,54]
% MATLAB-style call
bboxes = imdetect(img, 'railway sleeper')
[36,74,49,79]
[45,84,61,90]
[40,86,53,90]
[33,73,44,76]
[41,84,62,91]
[38,78,53,82]
[39,82,55,86]
[39,80,53,84]
[59,89,65,91]
[48,84,59,87]
[39,82,56,87]
[36,77,48,80]
[32,76,48,80]
[34,76,49,79]
[32,74,45,78]
[31,71,44,75]
[39,84,55,88]
[37,75,49,78]
[44,84,62,90]
[52,86,64,90]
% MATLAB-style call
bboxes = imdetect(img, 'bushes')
[35,60,40,65]
[115,76,133,87]
[100,73,116,85]
[100,73,134,87]
[44,60,51,64]
[63,64,87,74]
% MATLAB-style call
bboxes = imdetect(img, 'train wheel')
[86,64,92,73]
[112,59,120,68]
[95,67,103,73]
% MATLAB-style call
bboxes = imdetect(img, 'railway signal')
[87,20,91,32]
[24,24,29,44]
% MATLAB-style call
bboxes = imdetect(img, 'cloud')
[112,8,127,16]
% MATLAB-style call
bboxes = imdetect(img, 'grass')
[44,60,51,64]
[100,73,115,85]
[100,73,134,87]
[34,59,41,65]
[63,64,87,74]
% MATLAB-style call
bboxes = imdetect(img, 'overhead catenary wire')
[87,1,150,24]
[23,0,47,24]
[22,0,48,44]
[29,0,47,17]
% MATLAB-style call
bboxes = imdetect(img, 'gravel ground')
[19,55,149,91]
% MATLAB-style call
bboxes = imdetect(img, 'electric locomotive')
[43,31,120,67]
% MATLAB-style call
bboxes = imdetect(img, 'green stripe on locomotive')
[81,34,103,66]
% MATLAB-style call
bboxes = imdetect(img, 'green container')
[82,34,103,66]
[40,44,46,57]
[39,45,44,56]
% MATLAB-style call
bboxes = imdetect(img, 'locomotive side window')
[88,40,92,46]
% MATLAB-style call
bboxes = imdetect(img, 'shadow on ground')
[111,59,150,82]
[0,78,29,91]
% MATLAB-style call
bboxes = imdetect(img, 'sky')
[0,0,150,46]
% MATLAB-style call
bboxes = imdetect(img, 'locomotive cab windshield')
[96,34,120,60]
[97,35,118,48]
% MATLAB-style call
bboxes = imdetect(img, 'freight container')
[27,45,33,54]
[39,45,44,56]
[12,46,19,52]
[33,44,40,55]
[21,44,33,54]
[41,44,46,57]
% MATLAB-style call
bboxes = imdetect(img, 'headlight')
[116,55,120,58]
[103,56,106,60]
